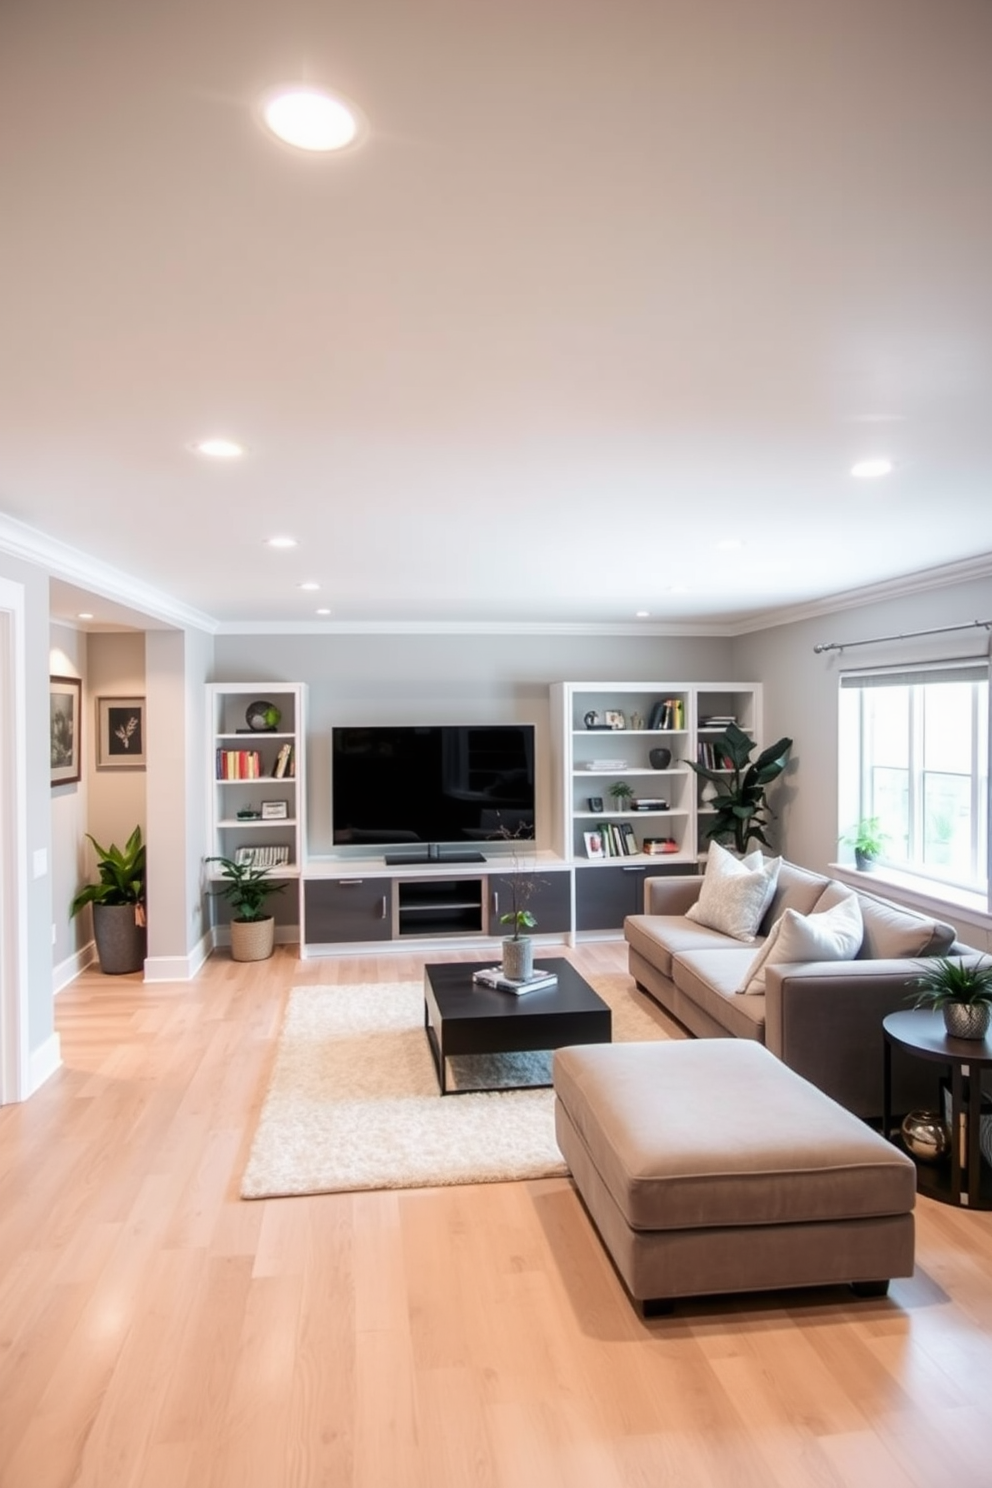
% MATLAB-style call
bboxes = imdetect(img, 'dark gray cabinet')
[488,870,572,935]
[575,863,682,932]
[304,878,392,943]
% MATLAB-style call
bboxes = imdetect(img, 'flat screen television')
[332,724,535,852]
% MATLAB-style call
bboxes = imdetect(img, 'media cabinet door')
[488,870,572,935]
[304,879,392,944]
[574,863,682,932]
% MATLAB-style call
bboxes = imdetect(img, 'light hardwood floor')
[2,942,992,1488]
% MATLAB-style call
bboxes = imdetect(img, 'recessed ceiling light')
[266,536,297,549]
[850,458,893,479]
[259,86,366,152]
[77,611,93,620]
[297,581,320,591]
[635,610,650,618]
[316,608,331,616]
[192,437,244,459]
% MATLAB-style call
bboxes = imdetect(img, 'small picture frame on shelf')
[261,800,289,820]
[583,830,605,859]
[587,796,604,812]
[604,710,626,729]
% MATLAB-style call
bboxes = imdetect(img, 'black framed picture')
[50,675,82,786]
[97,696,146,769]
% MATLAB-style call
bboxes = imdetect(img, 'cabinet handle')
[491,890,499,915]
[379,896,388,919]
[339,879,364,885]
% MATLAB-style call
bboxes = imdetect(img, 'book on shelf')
[648,697,685,731]
[643,837,680,855]
[620,822,639,855]
[233,845,290,869]
[217,748,262,780]
[272,742,294,779]
[472,967,558,995]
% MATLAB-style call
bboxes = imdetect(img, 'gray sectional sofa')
[625,860,973,1118]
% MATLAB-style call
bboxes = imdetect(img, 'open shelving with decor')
[206,683,308,942]
[552,681,762,933]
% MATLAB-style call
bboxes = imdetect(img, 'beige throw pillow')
[740,892,864,994]
[685,841,782,943]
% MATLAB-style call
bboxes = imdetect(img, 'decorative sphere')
[901,1110,950,1163]
[246,700,281,732]
[649,747,672,770]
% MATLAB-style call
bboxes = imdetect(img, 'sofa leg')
[851,1279,890,1299]
[641,1296,674,1317]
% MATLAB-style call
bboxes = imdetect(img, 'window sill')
[829,862,990,932]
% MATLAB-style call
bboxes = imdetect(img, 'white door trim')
[0,578,29,1104]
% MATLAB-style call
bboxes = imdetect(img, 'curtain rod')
[813,619,992,655]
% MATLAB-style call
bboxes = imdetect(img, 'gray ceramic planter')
[93,903,147,975]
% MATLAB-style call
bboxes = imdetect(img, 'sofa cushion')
[740,893,864,995]
[847,891,955,959]
[624,913,749,980]
[671,948,767,1040]
[685,842,782,942]
[758,861,832,936]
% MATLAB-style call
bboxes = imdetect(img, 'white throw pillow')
[685,841,782,943]
[739,892,864,994]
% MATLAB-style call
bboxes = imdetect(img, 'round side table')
[882,1009,992,1209]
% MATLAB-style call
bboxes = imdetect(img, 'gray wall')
[212,632,738,855]
[733,576,992,877]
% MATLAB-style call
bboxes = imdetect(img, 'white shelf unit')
[553,682,762,867]
[207,683,308,936]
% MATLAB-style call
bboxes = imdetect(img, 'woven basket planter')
[230,916,275,962]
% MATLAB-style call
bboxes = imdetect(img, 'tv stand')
[383,846,487,866]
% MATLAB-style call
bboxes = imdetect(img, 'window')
[839,663,989,897]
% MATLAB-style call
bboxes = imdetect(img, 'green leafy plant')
[495,823,540,940]
[685,723,793,853]
[609,781,634,811]
[910,956,992,1010]
[841,816,889,859]
[206,856,285,922]
[70,827,146,917]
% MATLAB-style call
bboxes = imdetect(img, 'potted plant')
[609,781,634,812]
[685,722,793,854]
[841,816,889,871]
[69,826,147,975]
[207,855,285,962]
[494,824,542,981]
[910,956,992,1040]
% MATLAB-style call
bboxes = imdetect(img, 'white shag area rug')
[241,974,670,1198]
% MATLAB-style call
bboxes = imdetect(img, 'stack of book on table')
[472,967,559,995]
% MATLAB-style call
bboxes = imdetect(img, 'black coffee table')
[423,958,612,1095]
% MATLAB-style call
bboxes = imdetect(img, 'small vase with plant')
[841,816,889,871]
[685,723,793,854]
[609,781,634,813]
[910,956,992,1040]
[494,824,542,982]
[70,826,147,975]
[207,855,286,962]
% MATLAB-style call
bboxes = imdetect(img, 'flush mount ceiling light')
[192,437,244,459]
[850,458,894,479]
[77,612,93,620]
[266,536,297,549]
[635,610,650,618]
[259,86,366,152]
[316,608,331,616]
[297,581,320,591]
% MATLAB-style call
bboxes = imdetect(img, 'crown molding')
[0,514,217,634]
[213,618,733,637]
[722,551,992,636]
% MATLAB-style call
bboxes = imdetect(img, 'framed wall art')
[97,696,146,769]
[50,675,82,786]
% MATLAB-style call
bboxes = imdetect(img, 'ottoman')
[553,1039,916,1314]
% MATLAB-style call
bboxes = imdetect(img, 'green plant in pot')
[685,723,793,854]
[69,826,146,975]
[608,781,634,813]
[495,825,541,982]
[841,816,889,871]
[910,956,992,1040]
[206,855,285,962]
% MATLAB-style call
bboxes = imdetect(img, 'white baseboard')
[28,1033,62,1095]
[143,929,214,983]
[53,941,98,994]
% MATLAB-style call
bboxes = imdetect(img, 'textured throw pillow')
[739,892,864,994]
[685,841,782,943]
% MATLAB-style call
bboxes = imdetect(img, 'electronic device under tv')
[332,725,536,863]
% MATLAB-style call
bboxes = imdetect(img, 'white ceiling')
[4,0,992,633]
